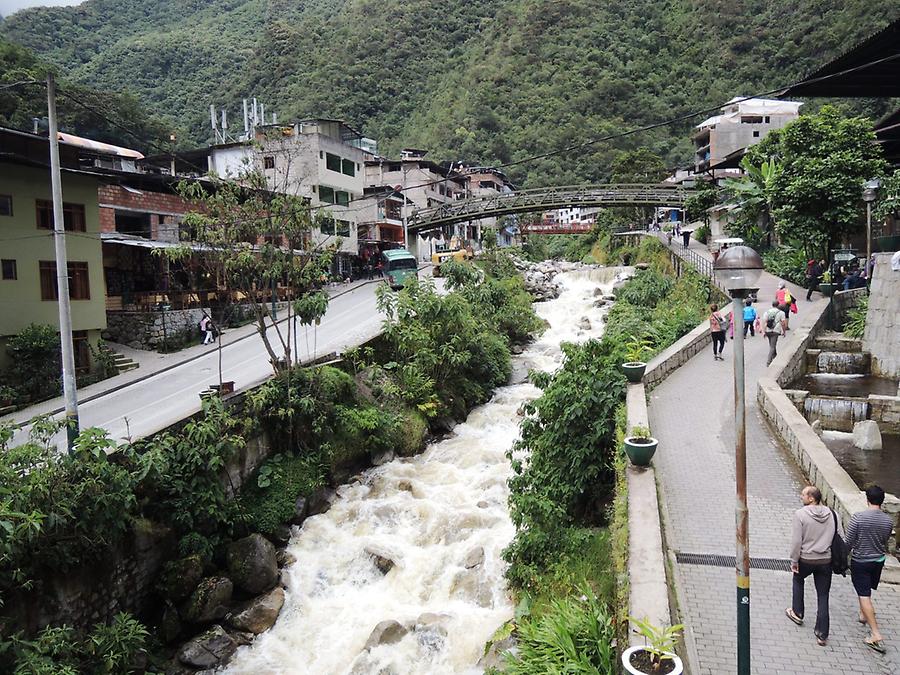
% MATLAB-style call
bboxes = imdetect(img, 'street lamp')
[713,244,764,675]
[862,179,881,266]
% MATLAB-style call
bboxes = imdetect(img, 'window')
[36,200,86,232]
[326,152,342,172]
[263,155,275,170]
[341,158,355,177]
[319,151,323,159]
[336,220,351,237]
[753,130,760,138]
[1,259,16,280]
[319,186,335,204]
[764,116,770,123]
[320,218,336,235]
[0,195,12,216]
[740,115,763,124]
[39,261,90,300]
[335,190,350,207]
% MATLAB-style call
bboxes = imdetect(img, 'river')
[224,267,624,675]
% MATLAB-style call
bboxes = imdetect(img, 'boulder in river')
[852,420,882,450]
[372,449,395,466]
[177,625,237,670]
[182,576,233,624]
[365,544,398,574]
[578,317,592,331]
[159,555,205,602]
[227,534,278,595]
[307,487,337,516]
[226,587,285,634]
[364,620,409,649]
[290,496,309,526]
[464,546,485,569]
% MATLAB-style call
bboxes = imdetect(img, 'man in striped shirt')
[845,485,895,654]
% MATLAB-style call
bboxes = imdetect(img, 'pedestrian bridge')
[408,183,692,234]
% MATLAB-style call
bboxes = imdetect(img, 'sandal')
[864,638,886,654]
[785,608,803,626]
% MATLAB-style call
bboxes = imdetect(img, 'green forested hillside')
[2,0,896,185]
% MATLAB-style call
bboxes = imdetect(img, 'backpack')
[784,291,792,304]
[716,314,728,331]
[830,509,850,576]
[765,311,776,330]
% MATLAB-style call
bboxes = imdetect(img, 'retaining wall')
[863,252,900,377]
[103,308,209,350]
[829,287,867,330]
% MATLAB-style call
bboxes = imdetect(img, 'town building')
[458,165,518,247]
[0,127,107,373]
[365,150,469,259]
[693,97,802,174]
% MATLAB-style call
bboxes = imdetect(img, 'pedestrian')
[682,229,690,249]
[200,313,215,345]
[708,303,727,360]
[786,485,837,646]
[742,298,756,337]
[763,300,787,366]
[666,231,673,247]
[805,260,824,301]
[846,485,894,654]
[775,281,792,330]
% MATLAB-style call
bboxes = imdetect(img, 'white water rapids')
[224,268,626,675]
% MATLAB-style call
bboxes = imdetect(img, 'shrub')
[843,296,868,338]
[762,246,808,287]
[613,269,673,308]
[4,324,60,403]
[238,454,327,536]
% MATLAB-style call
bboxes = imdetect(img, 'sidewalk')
[647,236,900,673]
[1,277,385,427]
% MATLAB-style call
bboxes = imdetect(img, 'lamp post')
[713,245,764,675]
[862,179,881,266]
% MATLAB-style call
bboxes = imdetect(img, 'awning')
[101,233,210,251]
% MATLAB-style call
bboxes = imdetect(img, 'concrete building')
[0,128,106,373]
[694,97,802,173]
[458,165,517,246]
[365,150,469,259]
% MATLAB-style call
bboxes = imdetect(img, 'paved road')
[8,281,390,447]
[650,236,900,673]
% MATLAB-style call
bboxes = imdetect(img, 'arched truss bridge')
[408,183,693,234]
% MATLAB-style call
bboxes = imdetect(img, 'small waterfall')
[569,265,634,285]
[815,351,870,375]
[804,396,869,432]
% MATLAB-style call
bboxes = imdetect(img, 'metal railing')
[408,183,693,232]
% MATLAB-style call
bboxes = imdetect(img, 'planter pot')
[622,361,647,383]
[624,436,658,466]
[819,283,837,297]
[874,234,900,253]
[210,381,235,395]
[622,646,684,675]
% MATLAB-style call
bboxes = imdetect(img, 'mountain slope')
[3,0,896,185]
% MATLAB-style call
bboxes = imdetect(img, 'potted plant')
[622,337,653,383]
[623,617,685,674]
[818,270,836,297]
[623,424,659,466]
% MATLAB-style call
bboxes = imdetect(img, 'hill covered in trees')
[2,0,896,186]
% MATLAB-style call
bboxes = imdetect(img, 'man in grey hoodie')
[786,485,837,645]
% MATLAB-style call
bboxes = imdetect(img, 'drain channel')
[676,552,792,572]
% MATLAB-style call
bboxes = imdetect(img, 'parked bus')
[382,249,418,289]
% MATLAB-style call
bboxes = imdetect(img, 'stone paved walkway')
[648,234,900,674]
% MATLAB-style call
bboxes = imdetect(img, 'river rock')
[290,496,309,525]
[177,625,237,669]
[852,420,882,450]
[450,569,493,607]
[227,534,278,595]
[226,587,285,634]
[182,576,233,624]
[308,487,337,516]
[268,524,293,547]
[510,344,525,355]
[478,634,518,670]
[160,604,183,644]
[276,549,297,568]
[364,620,409,649]
[464,546,485,569]
[159,555,205,602]
[365,544,398,574]
[578,317,592,331]
[603,294,616,301]
[372,449,395,466]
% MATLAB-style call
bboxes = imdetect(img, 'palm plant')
[723,156,782,248]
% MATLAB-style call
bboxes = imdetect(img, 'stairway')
[106,349,139,374]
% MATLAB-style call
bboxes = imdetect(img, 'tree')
[684,179,720,227]
[609,147,668,183]
[170,164,334,376]
[744,106,887,258]
[722,155,782,248]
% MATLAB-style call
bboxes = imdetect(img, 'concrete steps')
[107,350,139,374]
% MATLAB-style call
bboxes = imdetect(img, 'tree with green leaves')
[722,155,782,248]
[170,167,334,375]
[684,179,720,229]
[744,106,887,258]
[609,147,668,183]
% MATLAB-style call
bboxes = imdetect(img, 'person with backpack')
[200,313,215,345]
[742,298,757,337]
[708,303,727,360]
[846,485,894,654]
[763,300,787,366]
[786,485,840,646]
[775,281,793,330]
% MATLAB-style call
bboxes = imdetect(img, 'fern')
[843,296,868,338]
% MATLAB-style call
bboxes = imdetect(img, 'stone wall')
[104,307,209,350]
[829,287,866,329]
[869,394,900,434]
[643,320,711,390]
[863,252,900,377]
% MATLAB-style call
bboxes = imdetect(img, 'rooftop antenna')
[252,98,258,127]
[260,103,266,124]
[243,99,249,134]
[272,112,277,124]
[210,104,221,144]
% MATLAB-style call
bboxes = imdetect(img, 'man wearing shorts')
[845,485,894,653]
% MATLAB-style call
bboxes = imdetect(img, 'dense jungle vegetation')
[2,1,897,185]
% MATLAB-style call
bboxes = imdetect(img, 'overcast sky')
[0,0,83,17]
